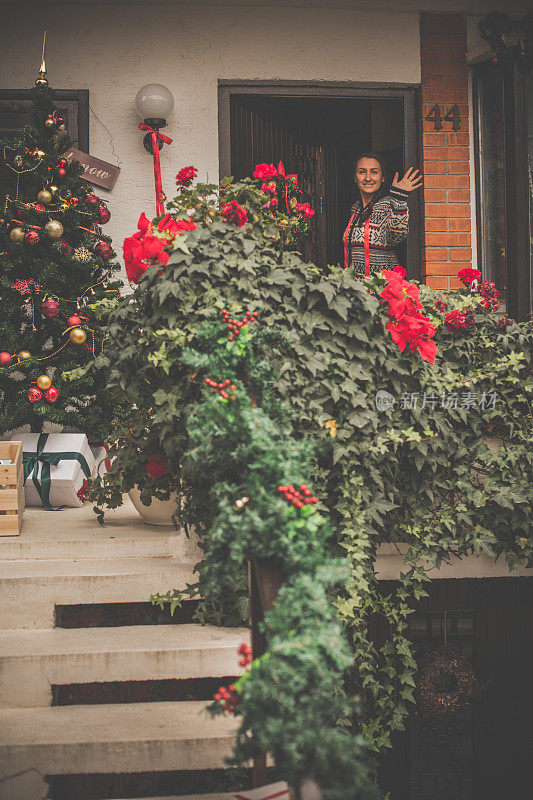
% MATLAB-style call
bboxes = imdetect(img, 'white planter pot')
[128,487,179,526]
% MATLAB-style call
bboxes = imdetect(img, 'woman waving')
[343,153,422,275]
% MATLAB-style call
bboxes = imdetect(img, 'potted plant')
[88,410,182,526]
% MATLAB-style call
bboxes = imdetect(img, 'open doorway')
[219,83,421,277]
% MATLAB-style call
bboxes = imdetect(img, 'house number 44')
[425,104,461,131]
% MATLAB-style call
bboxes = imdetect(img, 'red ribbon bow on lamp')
[138,123,173,217]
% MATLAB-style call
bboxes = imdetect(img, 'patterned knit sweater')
[344,187,409,274]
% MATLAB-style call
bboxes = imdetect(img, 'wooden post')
[248,557,285,788]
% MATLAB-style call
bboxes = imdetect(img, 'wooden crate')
[0,441,24,535]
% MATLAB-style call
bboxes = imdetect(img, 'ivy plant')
[93,167,532,760]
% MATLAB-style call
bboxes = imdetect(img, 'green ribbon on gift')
[22,433,92,511]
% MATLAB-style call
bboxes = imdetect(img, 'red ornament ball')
[0,352,13,366]
[33,203,46,215]
[41,297,60,319]
[24,230,40,245]
[43,385,59,403]
[57,167,66,178]
[28,387,42,403]
[67,315,82,327]
[94,241,113,260]
[69,197,79,207]
[85,194,98,206]
[97,204,111,224]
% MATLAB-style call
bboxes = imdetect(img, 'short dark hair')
[353,152,387,179]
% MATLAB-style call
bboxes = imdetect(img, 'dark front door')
[219,84,421,277]
[375,577,533,800]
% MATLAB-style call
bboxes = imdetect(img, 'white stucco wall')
[0,3,421,277]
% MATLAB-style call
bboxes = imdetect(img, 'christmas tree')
[0,62,122,439]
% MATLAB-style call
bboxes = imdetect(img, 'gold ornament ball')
[35,149,45,160]
[45,220,64,239]
[36,375,52,391]
[69,328,87,345]
[37,189,52,204]
[57,124,66,132]
[18,350,31,360]
[9,227,25,243]
[45,118,55,129]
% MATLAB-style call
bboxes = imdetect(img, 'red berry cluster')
[238,641,252,668]
[213,683,239,713]
[277,483,318,509]
[213,642,252,714]
[204,377,237,400]
[221,308,258,342]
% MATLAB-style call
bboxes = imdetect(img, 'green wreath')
[416,648,480,719]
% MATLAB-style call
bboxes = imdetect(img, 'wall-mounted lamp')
[135,84,174,216]
[135,83,174,153]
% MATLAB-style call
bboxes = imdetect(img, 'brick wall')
[420,13,473,290]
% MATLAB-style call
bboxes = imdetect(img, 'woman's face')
[354,157,385,196]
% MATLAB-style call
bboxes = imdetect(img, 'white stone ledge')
[376,544,533,580]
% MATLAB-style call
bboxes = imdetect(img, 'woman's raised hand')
[391,167,423,193]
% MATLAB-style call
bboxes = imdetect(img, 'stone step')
[0,701,239,780]
[0,497,202,562]
[0,624,248,707]
[100,796,231,800]
[0,557,197,629]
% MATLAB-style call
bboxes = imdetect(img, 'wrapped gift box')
[232,783,290,800]
[11,433,96,508]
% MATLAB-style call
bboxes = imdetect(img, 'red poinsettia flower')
[380,270,423,319]
[123,212,198,284]
[146,454,168,479]
[386,312,437,364]
[379,269,437,364]
[157,214,197,237]
[294,201,315,219]
[220,200,248,227]
[123,213,170,284]
[457,267,481,285]
[435,297,448,312]
[253,163,278,180]
[417,337,438,364]
[176,166,198,187]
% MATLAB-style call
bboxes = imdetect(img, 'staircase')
[0,499,250,800]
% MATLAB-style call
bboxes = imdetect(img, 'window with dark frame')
[473,61,531,321]
[0,89,88,151]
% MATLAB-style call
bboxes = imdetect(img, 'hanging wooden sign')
[64,148,120,190]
